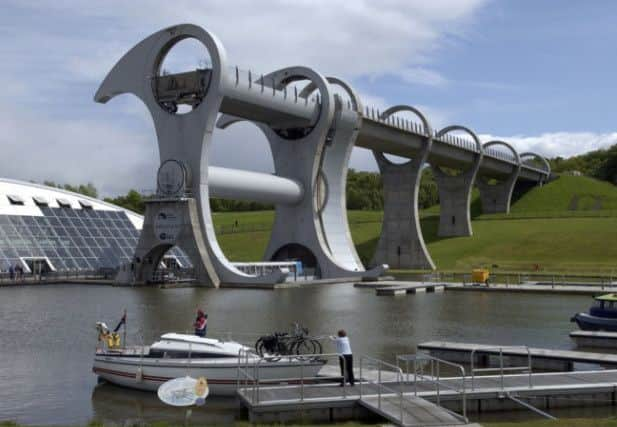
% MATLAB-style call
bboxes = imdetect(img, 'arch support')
[520,152,551,184]
[432,125,484,237]
[130,199,217,285]
[371,106,435,270]
[476,140,521,214]
[96,24,286,286]
[230,70,385,280]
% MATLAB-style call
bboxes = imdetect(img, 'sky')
[0,0,616,197]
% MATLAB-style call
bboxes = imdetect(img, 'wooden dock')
[418,341,617,370]
[570,330,617,349]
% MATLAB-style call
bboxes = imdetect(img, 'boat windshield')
[594,294,617,310]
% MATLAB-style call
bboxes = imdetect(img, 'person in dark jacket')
[194,309,208,337]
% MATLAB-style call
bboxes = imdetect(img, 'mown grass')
[211,175,617,274]
[510,175,617,214]
[213,213,617,274]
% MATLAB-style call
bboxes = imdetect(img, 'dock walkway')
[446,282,617,295]
[354,281,445,296]
[418,341,617,370]
[238,369,617,425]
[570,330,617,349]
[359,394,462,426]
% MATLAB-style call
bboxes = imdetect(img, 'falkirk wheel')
[95,24,551,286]
[95,24,385,286]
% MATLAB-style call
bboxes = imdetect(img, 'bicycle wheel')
[255,338,266,356]
[294,339,314,356]
[310,339,323,355]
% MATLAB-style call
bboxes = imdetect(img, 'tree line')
[49,169,440,214]
[549,143,617,185]
[48,142,617,214]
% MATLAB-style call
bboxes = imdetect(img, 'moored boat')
[571,293,617,332]
[93,332,326,396]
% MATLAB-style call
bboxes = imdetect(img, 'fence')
[397,353,468,423]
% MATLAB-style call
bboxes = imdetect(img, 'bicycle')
[254,322,322,358]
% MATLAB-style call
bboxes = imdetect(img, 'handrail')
[360,355,405,424]
[236,349,345,404]
[398,353,468,424]
[470,346,532,391]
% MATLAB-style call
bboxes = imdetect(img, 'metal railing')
[397,353,468,424]
[470,346,533,391]
[236,349,345,404]
[359,355,407,424]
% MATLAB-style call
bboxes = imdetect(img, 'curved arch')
[95,23,228,124]
[373,105,433,167]
[436,125,483,155]
[476,141,522,215]
[520,152,551,175]
[95,24,289,286]
[257,68,384,279]
[262,66,335,140]
[271,243,319,271]
[483,140,521,166]
[299,76,363,113]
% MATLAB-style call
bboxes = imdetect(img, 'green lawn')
[212,212,617,274]
[210,175,617,274]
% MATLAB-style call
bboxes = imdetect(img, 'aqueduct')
[95,24,550,286]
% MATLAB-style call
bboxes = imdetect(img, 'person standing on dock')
[330,329,355,386]
[194,309,208,337]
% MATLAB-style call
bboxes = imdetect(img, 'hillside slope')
[213,175,617,274]
[510,175,617,214]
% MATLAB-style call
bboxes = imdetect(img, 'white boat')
[93,333,326,396]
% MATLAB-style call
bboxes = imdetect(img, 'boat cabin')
[590,294,617,319]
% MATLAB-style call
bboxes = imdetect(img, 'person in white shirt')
[330,329,355,386]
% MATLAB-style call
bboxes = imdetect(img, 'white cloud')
[395,67,449,87]
[479,132,617,159]
[0,0,499,195]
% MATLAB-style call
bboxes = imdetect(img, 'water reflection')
[0,283,592,425]
[91,383,239,425]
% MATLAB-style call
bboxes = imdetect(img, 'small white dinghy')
[93,332,326,396]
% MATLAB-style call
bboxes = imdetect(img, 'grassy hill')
[212,175,617,274]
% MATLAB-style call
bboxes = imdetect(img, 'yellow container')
[472,269,489,283]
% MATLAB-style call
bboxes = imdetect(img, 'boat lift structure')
[95,24,551,286]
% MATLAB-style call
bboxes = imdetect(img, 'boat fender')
[136,367,143,382]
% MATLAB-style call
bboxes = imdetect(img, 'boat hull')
[571,312,617,332]
[93,355,326,396]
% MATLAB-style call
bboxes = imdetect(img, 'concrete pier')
[370,106,435,270]
[432,126,483,237]
[475,140,521,214]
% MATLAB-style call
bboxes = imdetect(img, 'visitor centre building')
[0,178,190,275]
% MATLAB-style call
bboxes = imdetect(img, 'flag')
[113,312,126,332]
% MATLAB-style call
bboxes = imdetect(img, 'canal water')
[0,284,596,425]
